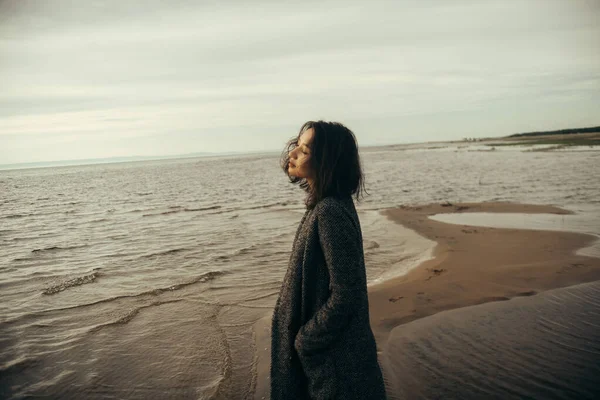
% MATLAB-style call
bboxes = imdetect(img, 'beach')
[253,202,600,399]
[2,145,599,399]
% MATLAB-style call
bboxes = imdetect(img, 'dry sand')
[253,202,600,399]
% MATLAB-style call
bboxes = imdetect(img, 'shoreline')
[369,202,600,346]
[253,202,600,399]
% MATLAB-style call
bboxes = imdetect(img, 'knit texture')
[270,195,387,399]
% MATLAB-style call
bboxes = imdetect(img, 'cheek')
[298,157,312,174]
[297,156,309,167]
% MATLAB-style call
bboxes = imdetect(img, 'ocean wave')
[239,201,292,211]
[100,251,135,258]
[42,269,101,295]
[142,205,222,217]
[242,291,280,302]
[213,239,289,262]
[13,244,90,260]
[88,218,108,223]
[0,356,39,376]
[70,270,225,305]
[203,204,292,217]
[32,244,88,254]
[139,248,188,259]
[121,270,226,298]
[2,213,32,219]
[108,234,128,240]
[129,208,154,213]
[1,270,227,328]
[53,270,224,309]
[142,209,180,216]
[161,270,225,291]
[200,201,295,217]
[204,208,234,216]
[88,299,183,333]
[184,205,221,212]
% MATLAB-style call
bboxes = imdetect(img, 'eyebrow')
[297,141,311,149]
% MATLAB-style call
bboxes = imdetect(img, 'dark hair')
[281,120,367,209]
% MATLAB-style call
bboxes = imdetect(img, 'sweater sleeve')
[294,200,364,356]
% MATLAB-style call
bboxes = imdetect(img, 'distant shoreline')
[509,125,600,138]
[485,131,600,148]
[3,126,598,171]
[0,150,279,172]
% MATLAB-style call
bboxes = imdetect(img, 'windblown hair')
[281,120,367,209]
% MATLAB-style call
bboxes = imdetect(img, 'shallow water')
[383,280,600,400]
[1,144,599,398]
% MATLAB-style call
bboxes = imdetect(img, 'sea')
[1,143,599,399]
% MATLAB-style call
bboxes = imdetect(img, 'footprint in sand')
[425,268,447,281]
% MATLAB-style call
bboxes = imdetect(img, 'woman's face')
[288,128,315,184]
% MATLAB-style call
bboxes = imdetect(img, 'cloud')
[1,0,599,163]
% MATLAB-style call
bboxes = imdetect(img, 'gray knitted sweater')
[270,195,387,399]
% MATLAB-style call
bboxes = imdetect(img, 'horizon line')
[2,125,598,171]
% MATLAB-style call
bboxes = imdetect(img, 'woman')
[270,121,387,399]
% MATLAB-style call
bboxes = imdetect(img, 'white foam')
[358,210,437,285]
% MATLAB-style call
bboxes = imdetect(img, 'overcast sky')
[1,0,598,164]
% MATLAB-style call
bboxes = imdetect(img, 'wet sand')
[253,202,600,399]
[369,202,600,344]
